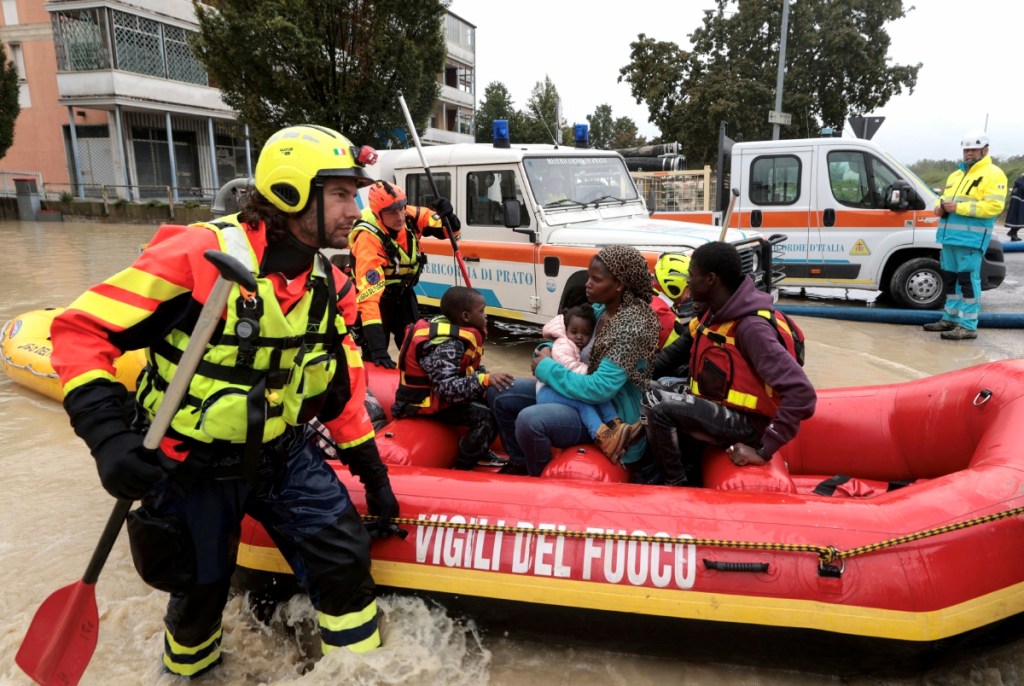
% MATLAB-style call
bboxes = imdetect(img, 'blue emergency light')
[574,123,589,148]
[493,119,510,148]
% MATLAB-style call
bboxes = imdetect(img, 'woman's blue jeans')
[486,377,590,476]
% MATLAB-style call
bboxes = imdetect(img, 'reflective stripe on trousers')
[939,244,983,332]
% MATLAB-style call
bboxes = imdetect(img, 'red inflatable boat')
[235,359,1024,644]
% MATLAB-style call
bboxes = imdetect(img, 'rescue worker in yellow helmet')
[50,124,398,676]
[350,180,461,368]
[652,252,694,349]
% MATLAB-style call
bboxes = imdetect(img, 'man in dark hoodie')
[642,241,816,487]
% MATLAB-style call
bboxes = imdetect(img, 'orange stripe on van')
[419,242,538,262]
[419,242,661,271]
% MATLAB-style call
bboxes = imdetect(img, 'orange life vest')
[689,309,802,417]
[394,317,484,415]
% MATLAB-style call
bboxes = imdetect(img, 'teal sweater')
[534,354,646,464]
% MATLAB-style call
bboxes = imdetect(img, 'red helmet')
[369,180,408,220]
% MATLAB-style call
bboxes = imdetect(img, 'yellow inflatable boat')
[0,308,146,401]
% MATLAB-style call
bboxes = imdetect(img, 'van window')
[749,155,800,205]
[827,151,901,209]
[466,170,530,227]
[406,173,452,208]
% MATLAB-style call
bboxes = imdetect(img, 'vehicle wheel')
[889,257,944,310]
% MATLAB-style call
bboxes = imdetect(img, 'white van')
[651,136,1005,309]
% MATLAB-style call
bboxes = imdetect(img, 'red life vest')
[689,308,802,417]
[395,317,484,415]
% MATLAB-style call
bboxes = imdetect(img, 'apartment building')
[0,1,476,202]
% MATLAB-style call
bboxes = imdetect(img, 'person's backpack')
[758,309,806,367]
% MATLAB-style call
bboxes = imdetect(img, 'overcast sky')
[447,0,1024,164]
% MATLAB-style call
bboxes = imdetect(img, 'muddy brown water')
[1,219,1022,685]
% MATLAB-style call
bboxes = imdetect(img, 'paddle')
[396,90,472,288]
[16,250,256,686]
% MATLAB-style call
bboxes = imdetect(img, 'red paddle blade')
[16,581,99,686]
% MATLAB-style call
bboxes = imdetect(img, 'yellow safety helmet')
[254,124,375,214]
[654,252,691,300]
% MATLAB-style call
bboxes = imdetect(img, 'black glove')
[64,380,165,500]
[431,197,461,234]
[92,430,165,500]
[361,323,397,369]
[345,441,403,538]
[366,479,400,538]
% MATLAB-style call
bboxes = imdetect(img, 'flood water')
[1,219,1023,685]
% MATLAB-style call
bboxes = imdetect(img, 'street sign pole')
[772,0,791,140]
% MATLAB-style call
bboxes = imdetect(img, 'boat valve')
[974,389,992,406]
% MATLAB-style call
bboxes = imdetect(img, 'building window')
[8,42,25,81]
[445,14,474,50]
[214,125,249,182]
[52,8,208,86]
[51,9,109,71]
[2,0,19,25]
[444,62,473,94]
[113,11,164,78]
[163,24,208,85]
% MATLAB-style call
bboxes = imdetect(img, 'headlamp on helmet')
[254,124,375,214]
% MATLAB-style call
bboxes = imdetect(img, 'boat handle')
[974,389,992,406]
[703,560,769,574]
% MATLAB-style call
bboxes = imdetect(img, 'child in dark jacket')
[392,286,514,469]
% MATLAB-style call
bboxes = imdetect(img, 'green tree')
[518,76,563,145]
[586,104,615,149]
[474,81,526,143]
[0,43,20,160]
[191,0,448,148]
[619,0,920,166]
[583,104,645,150]
[611,116,645,149]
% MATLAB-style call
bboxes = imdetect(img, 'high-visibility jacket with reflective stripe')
[936,155,1007,251]
[689,309,800,417]
[351,206,443,326]
[135,217,346,448]
[395,317,484,414]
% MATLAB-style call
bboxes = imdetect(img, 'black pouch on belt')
[126,508,198,593]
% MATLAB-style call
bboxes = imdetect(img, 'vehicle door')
[406,168,539,319]
[739,148,813,284]
[816,149,912,285]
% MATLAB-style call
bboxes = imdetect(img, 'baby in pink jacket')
[535,304,640,460]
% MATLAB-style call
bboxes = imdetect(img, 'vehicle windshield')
[524,156,640,208]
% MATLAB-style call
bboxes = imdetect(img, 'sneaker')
[940,326,978,340]
[477,451,509,468]
[498,461,529,476]
[923,320,957,332]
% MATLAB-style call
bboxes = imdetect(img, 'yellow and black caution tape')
[362,503,1024,567]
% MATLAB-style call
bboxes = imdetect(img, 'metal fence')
[631,167,716,213]
[32,181,221,205]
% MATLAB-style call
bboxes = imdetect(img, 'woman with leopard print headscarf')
[490,245,660,477]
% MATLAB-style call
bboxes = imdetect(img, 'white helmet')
[961,129,990,150]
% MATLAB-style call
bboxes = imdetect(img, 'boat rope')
[362,503,1024,567]
[0,352,58,378]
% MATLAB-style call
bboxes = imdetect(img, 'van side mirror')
[886,179,920,212]
[503,199,522,228]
